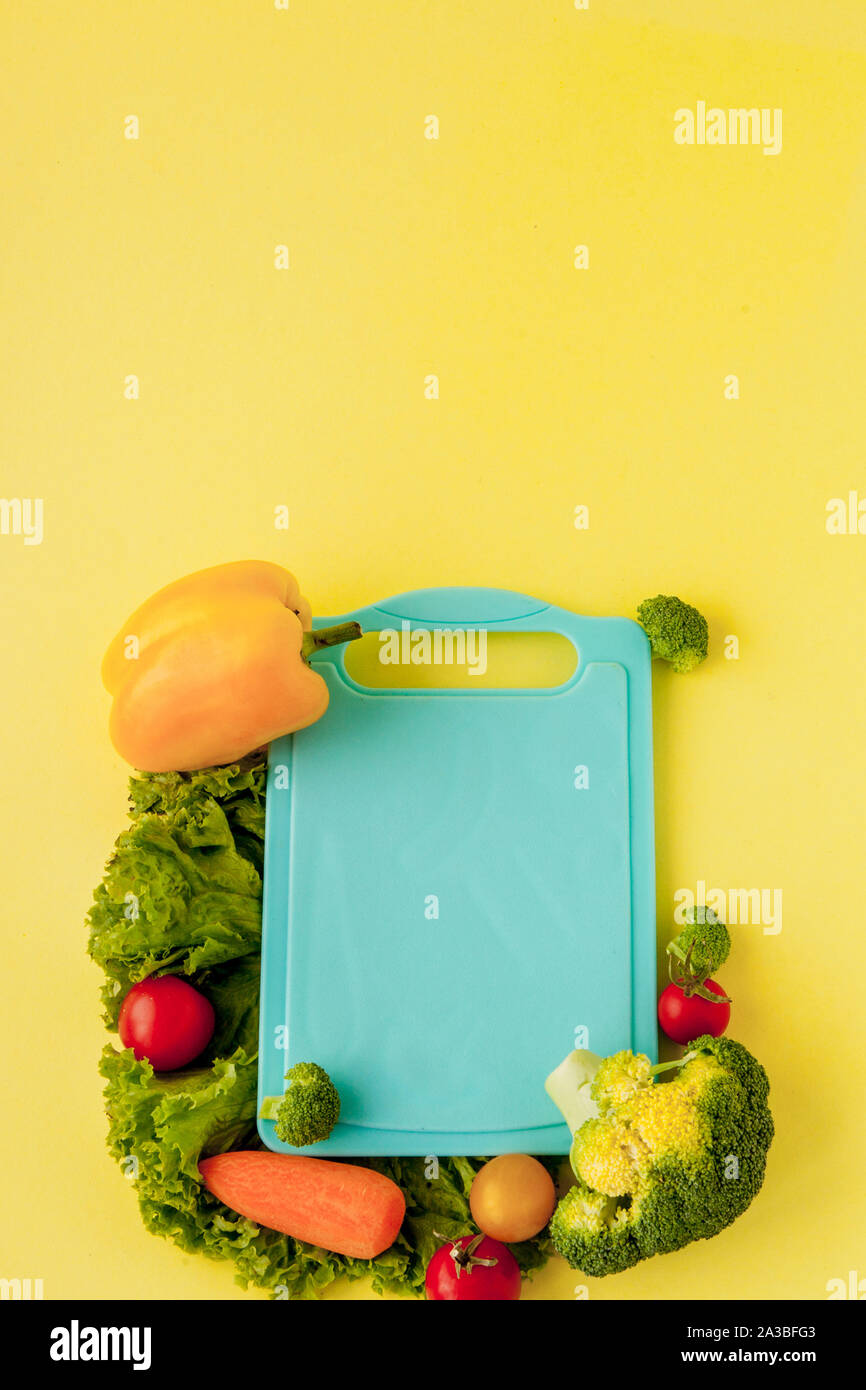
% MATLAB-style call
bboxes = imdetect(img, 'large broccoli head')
[636,595,708,673]
[549,1036,773,1277]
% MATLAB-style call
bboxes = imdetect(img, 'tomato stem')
[432,1231,498,1278]
[666,938,731,1003]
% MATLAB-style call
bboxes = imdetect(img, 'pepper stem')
[301,621,363,662]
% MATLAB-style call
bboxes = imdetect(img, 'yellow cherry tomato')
[469,1154,556,1243]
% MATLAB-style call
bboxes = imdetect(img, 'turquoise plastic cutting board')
[258,587,656,1156]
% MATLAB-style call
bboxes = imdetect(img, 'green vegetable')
[546,1035,774,1276]
[636,594,709,673]
[260,1063,341,1147]
[667,906,731,988]
[88,757,552,1297]
[87,759,266,1028]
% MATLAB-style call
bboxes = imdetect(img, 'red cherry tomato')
[118,976,215,1071]
[425,1233,521,1301]
[658,978,730,1045]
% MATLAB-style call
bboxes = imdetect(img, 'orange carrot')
[198,1151,406,1260]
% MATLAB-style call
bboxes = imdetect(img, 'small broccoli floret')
[591,1049,654,1113]
[623,1077,708,1161]
[669,907,731,979]
[571,1117,642,1197]
[260,1062,340,1147]
[549,1183,641,1278]
[546,1034,773,1276]
[637,594,708,673]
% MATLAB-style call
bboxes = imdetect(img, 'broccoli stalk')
[636,594,708,672]
[259,1062,341,1147]
[545,1035,774,1276]
[544,1049,602,1134]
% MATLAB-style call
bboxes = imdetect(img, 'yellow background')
[3,2,865,1301]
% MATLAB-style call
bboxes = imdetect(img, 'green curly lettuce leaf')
[198,955,262,1060]
[100,1044,327,1298]
[87,762,266,1026]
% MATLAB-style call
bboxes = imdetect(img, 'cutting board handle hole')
[341,630,578,690]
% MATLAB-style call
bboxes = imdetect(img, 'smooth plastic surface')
[259,587,656,1155]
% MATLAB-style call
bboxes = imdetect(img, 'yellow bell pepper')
[102,560,361,772]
